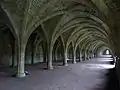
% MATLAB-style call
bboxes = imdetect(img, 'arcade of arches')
[1,0,120,88]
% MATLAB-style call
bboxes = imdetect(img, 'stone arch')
[78,45,83,61]
[53,20,110,54]
[96,46,112,58]
[90,42,109,57]
[66,27,108,52]
[0,6,18,39]
[67,25,108,44]
[52,36,65,66]
[79,49,85,61]
[29,0,101,40]
[25,25,47,67]
[0,23,16,76]
[76,45,81,62]
[34,42,44,64]
[67,42,74,63]
[0,6,18,69]
[72,30,110,60]
[52,11,111,43]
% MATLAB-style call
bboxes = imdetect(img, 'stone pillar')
[92,54,94,58]
[17,44,25,77]
[84,52,86,61]
[73,50,76,64]
[63,49,68,66]
[79,52,81,62]
[54,51,57,62]
[11,41,15,67]
[42,45,47,63]
[90,54,92,59]
[43,51,47,63]
[47,47,53,70]
[93,54,95,58]
[86,53,88,60]
[87,53,90,60]
[90,53,92,59]
[81,52,83,62]
[31,43,34,64]
[90,54,92,58]
[79,51,82,62]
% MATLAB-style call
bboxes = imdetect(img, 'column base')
[79,60,81,62]
[80,58,83,62]
[47,65,53,70]
[79,59,82,62]
[17,73,26,77]
[73,61,76,64]
[64,63,68,66]
[63,60,68,66]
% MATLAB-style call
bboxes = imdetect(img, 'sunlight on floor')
[83,64,115,70]
[97,64,115,69]
[84,58,116,70]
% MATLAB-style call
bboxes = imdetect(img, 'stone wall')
[0,29,13,67]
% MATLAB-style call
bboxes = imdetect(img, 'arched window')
[106,50,110,55]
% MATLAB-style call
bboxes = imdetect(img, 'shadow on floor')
[93,68,120,90]
[0,60,120,90]
[104,68,120,90]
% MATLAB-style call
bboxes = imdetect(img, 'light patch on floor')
[83,64,115,70]
[0,58,118,90]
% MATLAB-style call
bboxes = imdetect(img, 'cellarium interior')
[0,0,120,90]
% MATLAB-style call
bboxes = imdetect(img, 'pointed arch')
[25,24,47,66]
[67,42,74,63]
[0,6,18,39]
[0,24,16,72]
[52,36,65,65]
[76,45,80,61]
[0,6,19,68]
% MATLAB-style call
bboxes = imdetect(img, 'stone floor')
[0,58,119,90]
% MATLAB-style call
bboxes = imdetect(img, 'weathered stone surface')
[1,0,120,86]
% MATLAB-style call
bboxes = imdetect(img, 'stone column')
[31,43,34,64]
[43,51,47,63]
[73,50,76,64]
[81,52,83,62]
[92,54,94,58]
[89,53,91,59]
[79,51,82,62]
[90,54,92,58]
[11,41,15,67]
[63,49,68,66]
[87,53,89,60]
[54,51,57,62]
[84,52,86,61]
[47,47,53,70]
[89,54,91,59]
[17,44,25,77]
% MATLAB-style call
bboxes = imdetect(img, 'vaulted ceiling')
[0,0,120,56]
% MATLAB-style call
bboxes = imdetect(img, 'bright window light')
[106,50,110,55]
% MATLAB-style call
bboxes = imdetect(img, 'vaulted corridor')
[1,0,120,90]
[0,57,119,90]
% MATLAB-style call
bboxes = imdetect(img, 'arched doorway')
[103,49,110,55]
[97,48,112,58]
